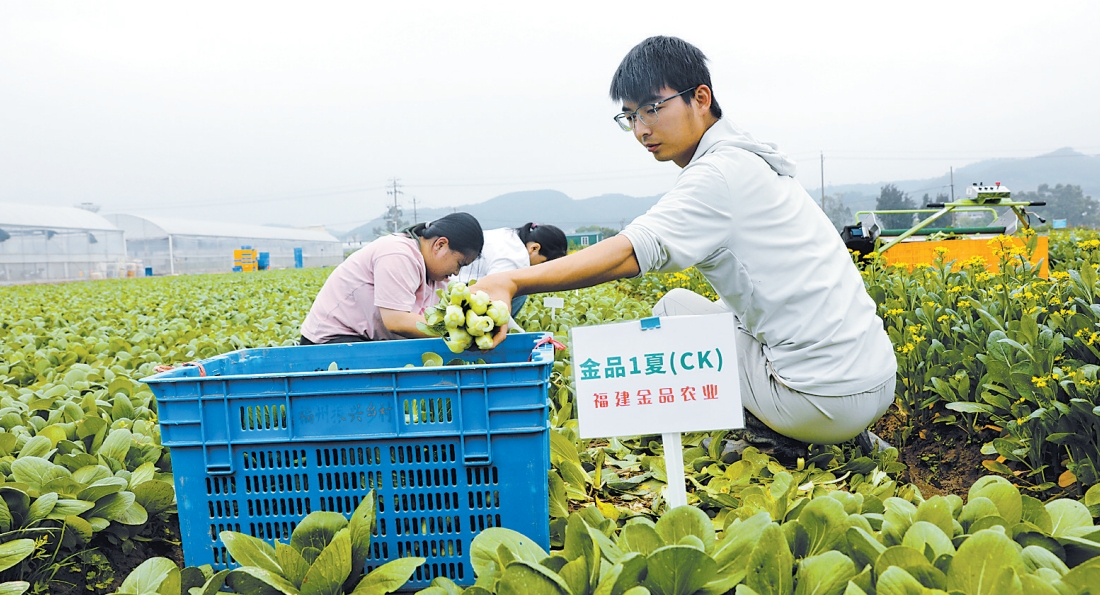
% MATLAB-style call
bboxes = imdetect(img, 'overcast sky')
[2,1,1098,232]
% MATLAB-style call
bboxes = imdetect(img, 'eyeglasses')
[614,86,698,131]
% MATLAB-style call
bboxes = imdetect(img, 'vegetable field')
[1,232,1100,594]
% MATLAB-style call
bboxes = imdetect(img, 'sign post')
[543,296,564,320]
[662,431,687,508]
[570,314,743,508]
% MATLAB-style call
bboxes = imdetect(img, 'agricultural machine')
[841,182,1050,275]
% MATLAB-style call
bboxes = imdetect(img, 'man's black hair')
[609,36,722,119]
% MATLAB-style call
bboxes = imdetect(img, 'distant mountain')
[816,148,1100,213]
[342,148,1100,241]
[342,190,662,241]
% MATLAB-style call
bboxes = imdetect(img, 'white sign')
[543,296,565,321]
[570,313,743,440]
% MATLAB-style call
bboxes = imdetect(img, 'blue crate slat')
[144,333,553,590]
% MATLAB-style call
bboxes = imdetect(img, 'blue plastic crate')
[143,333,553,589]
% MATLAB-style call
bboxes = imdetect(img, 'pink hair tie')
[530,223,538,229]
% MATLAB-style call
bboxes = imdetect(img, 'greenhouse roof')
[104,214,340,242]
[0,202,121,231]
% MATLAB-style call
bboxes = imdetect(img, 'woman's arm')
[371,248,435,339]
[378,308,432,339]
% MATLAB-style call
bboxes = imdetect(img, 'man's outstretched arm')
[474,235,642,342]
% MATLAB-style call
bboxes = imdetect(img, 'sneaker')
[856,429,892,454]
[701,412,814,464]
[736,410,809,463]
[700,435,751,457]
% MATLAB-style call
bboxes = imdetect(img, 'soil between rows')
[52,515,185,595]
[872,405,991,498]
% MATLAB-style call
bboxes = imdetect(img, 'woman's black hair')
[403,212,484,257]
[609,35,722,119]
[515,223,568,260]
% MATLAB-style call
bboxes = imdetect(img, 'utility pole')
[949,167,954,201]
[820,152,826,210]
[412,196,419,223]
[386,178,403,232]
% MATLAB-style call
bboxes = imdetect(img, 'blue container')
[293,247,303,268]
[143,333,553,589]
[258,252,270,270]
[144,267,153,277]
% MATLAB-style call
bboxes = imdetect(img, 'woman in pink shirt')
[299,213,483,344]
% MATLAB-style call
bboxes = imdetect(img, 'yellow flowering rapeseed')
[962,255,987,268]
[1085,331,1100,346]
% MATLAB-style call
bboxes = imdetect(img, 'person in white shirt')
[476,36,897,451]
[455,223,567,315]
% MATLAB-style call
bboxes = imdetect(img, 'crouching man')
[478,36,897,454]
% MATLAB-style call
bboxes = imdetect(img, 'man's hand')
[469,274,518,349]
[484,321,509,349]
[472,235,642,349]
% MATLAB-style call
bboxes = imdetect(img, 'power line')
[403,171,673,188]
[790,151,1100,162]
[107,169,676,213]
[824,156,1092,161]
[100,147,1099,216]
[401,166,665,183]
[908,184,953,196]
[110,183,391,212]
[791,146,1100,156]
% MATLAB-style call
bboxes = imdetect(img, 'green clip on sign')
[570,313,743,508]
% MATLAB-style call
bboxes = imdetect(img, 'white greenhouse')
[0,202,127,285]
[104,214,343,275]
